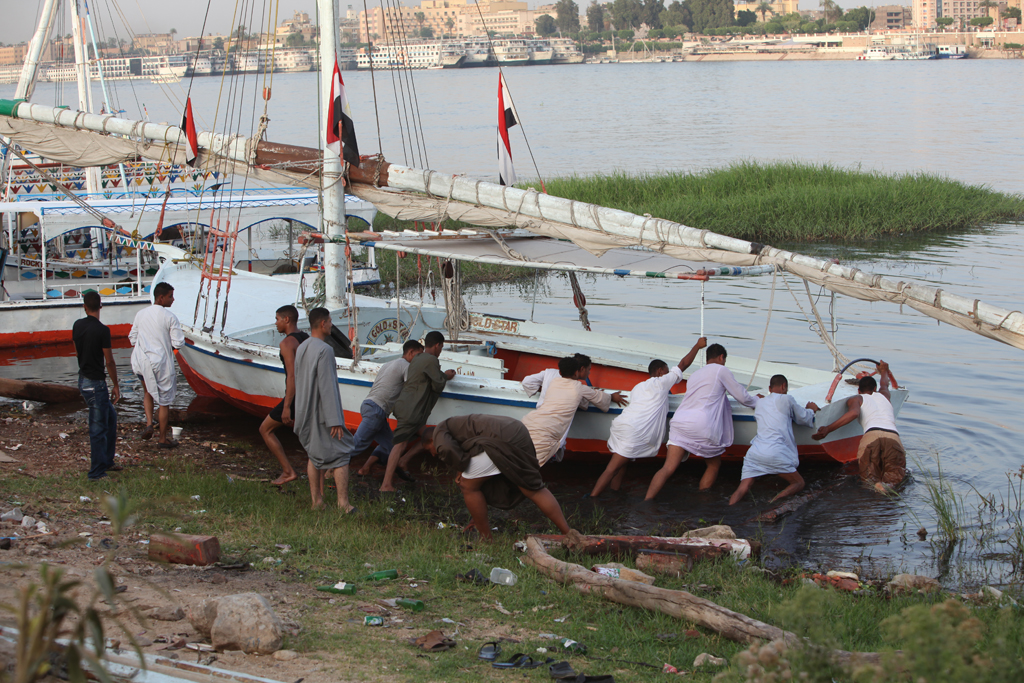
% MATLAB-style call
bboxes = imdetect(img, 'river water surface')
[2,61,1023,584]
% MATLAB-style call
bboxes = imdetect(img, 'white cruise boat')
[857,46,895,60]
[44,55,188,82]
[461,40,496,67]
[527,39,554,65]
[356,42,449,69]
[492,38,530,65]
[440,42,466,68]
[549,37,585,64]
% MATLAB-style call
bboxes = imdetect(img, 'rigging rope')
[440,258,470,341]
[567,271,591,332]
[746,265,778,390]
[782,272,849,372]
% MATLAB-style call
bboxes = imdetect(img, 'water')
[3,61,1024,584]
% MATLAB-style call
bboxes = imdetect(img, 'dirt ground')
[0,403,550,683]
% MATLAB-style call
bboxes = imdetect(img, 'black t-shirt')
[72,315,112,381]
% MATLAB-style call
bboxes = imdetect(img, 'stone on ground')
[188,593,283,654]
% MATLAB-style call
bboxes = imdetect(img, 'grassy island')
[535,162,1024,243]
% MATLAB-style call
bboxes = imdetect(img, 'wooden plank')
[0,377,82,404]
[531,532,755,560]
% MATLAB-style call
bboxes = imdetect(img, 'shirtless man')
[258,305,309,486]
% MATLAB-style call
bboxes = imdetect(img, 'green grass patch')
[527,162,1024,243]
[5,466,1024,681]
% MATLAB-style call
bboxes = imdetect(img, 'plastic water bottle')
[489,567,518,585]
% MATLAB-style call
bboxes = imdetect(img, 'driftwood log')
[0,377,81,404]
[532,532,756,560]
[521,536,879,664]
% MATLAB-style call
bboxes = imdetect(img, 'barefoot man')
[294,307,355,511]
[258,305,309,486]
[729,374,819,505]
[424,414,572,541]
[380,331,455,492]
[589,337,706,499]
[521,353,596,463]
[645,343,758,499]
[354,339,424,477]
[813,362,906,493]
[129,282,184,447]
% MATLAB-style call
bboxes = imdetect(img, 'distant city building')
[733,0,800,21]
[941,0,986,27]
[358,0,535,42]
[870,5,913,30]
[0,44,29,67]
[913,0,939,28]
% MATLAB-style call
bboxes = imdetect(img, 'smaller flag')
[180,97,199,167]
[326,60,360,166]
[497,73,518,187]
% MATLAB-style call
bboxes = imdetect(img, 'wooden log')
[532,531,755,561]
[0,377,82,404]
[636,549,693,577]
[148,533,221,566]
[521,536,879,664]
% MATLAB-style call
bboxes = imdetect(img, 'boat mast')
[14,0,59,101]
[69,0,100,196]
[317,0,347,310]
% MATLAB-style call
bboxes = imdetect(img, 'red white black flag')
[497,73,518,187]
[180,97,199,167]
[326,60,360,166]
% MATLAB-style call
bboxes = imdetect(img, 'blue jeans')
[79,376,117,479]
[350,399,393,464]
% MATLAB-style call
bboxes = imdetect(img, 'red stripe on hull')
[0,323,132,348]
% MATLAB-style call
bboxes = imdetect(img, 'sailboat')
[3,2,1022,463]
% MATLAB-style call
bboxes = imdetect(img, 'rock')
[693,653,726,667]
[188,593,283,654]
[591,562,656,585]
[982,586,1018,605]
[135,637,154,648]
[683,525,736,540]
[273,650,298,661]
[21,516,37,528]
[826,570,859,581]
[145,605,185,621]
[1,508,23,522]
[888,573,940,593]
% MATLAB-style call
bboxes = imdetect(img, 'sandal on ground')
[396,467,415,483]
[549,661,578,679]
[411,630,456,652]
[157,440,179,449]
[493,655,553,670]
[141,426,154,440]
[478,641,501,661]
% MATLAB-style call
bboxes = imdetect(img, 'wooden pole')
[0,377,81,404]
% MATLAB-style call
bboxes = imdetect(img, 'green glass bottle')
[361,569,398,581]
[316,582,356,595]
[395,598,425,611]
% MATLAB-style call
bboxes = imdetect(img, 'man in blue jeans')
[355,339,423,479]
[72,291,121,480]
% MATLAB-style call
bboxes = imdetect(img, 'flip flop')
[478,641,502,661]
[396,467,415,483]
[492,653,528,669]
[549,661,578,679]
[141,426,154,440]
[157,441,179,449]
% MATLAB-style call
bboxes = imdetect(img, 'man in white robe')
[521,356,626,467]
[521,353,594,462]
[729,375,819,505]
[294,307,356,512]
[588,337,706,499]
[129,282,184,447]
[645,343,758,499]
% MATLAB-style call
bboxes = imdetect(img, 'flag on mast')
[180,97,199,167]
[326,60,360,166]
[497,73,518,187]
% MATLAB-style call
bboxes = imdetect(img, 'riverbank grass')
[4,465,1024,682]
[533,162,1024,243]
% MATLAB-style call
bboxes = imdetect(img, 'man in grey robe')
[294,307,355,512]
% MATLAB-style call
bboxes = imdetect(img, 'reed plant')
[533,162,1024,243]
[913,452,968,543]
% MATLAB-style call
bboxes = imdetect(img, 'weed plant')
[531,162,1024,243]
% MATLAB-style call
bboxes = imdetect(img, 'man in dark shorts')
[380,330,455,492]
[259,305,310,486]
[73,291,121,480]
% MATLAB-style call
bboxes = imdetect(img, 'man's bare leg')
[644,446,689,501]
[520,487,571,534]
[357,455,379,476]
[729,477,755,505]
[698,455,722,491]
[157,405,171,444]
[380,441,409,492]
[140,379,154,439]
[458,475,493,541]
[260,416,298,485]
[334,465,354,512]
[308,460,325,509]
[397,440,425,469]
[590,454,629,498]
[771,472,805,502]
[610,463,627,492]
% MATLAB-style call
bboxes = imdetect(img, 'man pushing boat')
[813,361,906,492]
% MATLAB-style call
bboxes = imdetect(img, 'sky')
[2,0,832,46]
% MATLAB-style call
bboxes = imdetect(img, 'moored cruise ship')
[491,38,530,65]
[356,41,464,69]
[526,39,554,65]
[549,37,585,64]
[43,55,188,82]
[461,39,496,67]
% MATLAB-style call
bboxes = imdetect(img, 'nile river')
[3,60,1023,583]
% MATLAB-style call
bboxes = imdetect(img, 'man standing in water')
[258,305,309,486]
[294,307,356,511]
[73,291,121,480]
[645,343,758,499]
[813,361,905,492]
[129,282,184,447]
[423,414,573,541]
[729,374,819,505]
[380,331,455,492]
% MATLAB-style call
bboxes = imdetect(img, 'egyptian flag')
[497,73,518,187]
[326,60,360,166]
[180,97,199,167]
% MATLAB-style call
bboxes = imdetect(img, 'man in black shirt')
[73,291,121,480]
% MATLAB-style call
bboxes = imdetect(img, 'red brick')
[148,533,221,566]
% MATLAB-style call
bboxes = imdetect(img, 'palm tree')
[819,0,841,24]
[978,0,998,25]
[445,16,455,38]
[415,11,426,35]
[756,2,773,23]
